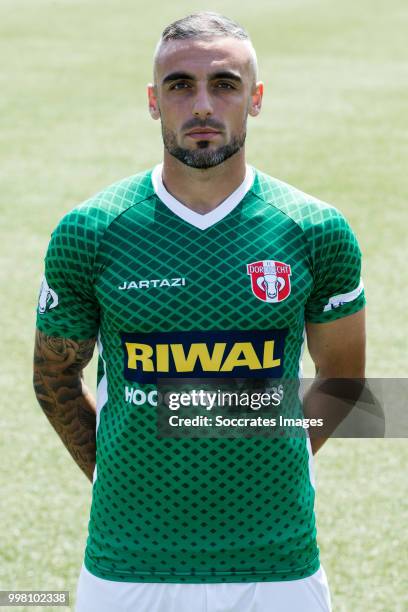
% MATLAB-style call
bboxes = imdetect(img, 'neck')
[161,148,247,214]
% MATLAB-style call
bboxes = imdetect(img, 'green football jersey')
[36,165,365,583]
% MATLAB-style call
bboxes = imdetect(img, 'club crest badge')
[247,260,292,303]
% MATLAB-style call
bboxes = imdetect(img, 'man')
[33,11,365,612]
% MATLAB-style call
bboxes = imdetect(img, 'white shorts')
[75,563,332,612]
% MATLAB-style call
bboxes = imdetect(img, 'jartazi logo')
[121,329,287,384]
[118,278,186,290]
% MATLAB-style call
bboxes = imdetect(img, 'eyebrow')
[162,70,243,85]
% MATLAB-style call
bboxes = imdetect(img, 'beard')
[161,124,247,169]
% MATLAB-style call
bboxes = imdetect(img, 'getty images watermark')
[167,386,284,411]
[154,378,408,439]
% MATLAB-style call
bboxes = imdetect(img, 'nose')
[192,83,213,119]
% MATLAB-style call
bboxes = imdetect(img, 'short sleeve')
[35,210,100,339]
[305,208,366,323]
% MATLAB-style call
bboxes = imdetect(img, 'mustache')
[182,118,225,131]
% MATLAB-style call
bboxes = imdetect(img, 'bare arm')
[33,329,97,482]
[304,308,366,455]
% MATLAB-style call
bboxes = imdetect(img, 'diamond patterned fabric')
[36,167,365,582]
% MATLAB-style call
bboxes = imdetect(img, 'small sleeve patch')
[323,278,364,312]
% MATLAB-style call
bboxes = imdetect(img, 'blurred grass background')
[0,0,407,610]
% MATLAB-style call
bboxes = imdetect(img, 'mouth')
[186,129,221,139]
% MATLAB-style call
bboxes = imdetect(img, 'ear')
[248,81,264,117]
[147,83,160,120]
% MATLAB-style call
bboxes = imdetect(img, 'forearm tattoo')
[33,329,97,482]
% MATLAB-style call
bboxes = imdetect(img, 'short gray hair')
[154,12,258,85]
[161,11,250,41]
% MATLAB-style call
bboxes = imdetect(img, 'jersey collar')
[151,163,255,230]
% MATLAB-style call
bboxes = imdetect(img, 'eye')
[169,81,191,90]
[215,81,236,89]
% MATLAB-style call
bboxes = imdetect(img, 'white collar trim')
[151,163,254,230]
